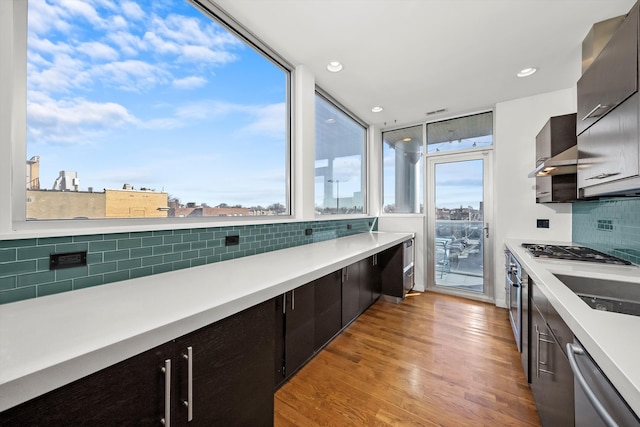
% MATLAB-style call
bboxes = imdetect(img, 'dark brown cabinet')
[529,281,574,427]
[341,261,362,327]
[1,300,275,427]
[314,270,342,350]
[577,3,640,198]
[534,113,577,203]
[274,282,315,389]
[577,3,638,136]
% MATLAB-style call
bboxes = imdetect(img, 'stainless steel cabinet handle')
[282,294,286,314]
[582,103,610,121]
[291,289,295,310]
[567,343,618,427]
[585,172,620,180]
[535,324,554,377]
[161,359,171,427]
[182,347,193,422]
[536,191,550,196]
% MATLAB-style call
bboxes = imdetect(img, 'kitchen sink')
[553,274,640,316]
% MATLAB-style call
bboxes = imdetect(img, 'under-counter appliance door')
[569,340,640,427]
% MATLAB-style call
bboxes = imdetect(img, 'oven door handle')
[566,343,618,427]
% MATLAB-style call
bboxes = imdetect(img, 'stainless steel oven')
[505,250,523,352]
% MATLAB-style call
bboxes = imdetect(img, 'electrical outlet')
[536,219,550,229]
[225,235,240,246]
[305,228,313,236]
[50,251,87,270]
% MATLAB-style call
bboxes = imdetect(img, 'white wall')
[492,87,577,307]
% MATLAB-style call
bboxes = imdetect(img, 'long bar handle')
[183,347,193,422]
[161,359,171,426]
[291,289,295,311]
[535,325,554,377]
[582,103,610,121]
[567,343,619,427]
[585,172,620,180]
[282,293,286,314]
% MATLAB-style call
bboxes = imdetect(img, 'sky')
[26,0,287,208]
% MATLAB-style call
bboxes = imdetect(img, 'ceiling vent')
[426,108,447,116]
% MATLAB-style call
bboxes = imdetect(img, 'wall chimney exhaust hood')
[528,145,577,178]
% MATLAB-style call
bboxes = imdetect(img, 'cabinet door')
[380,244,404,298]
[577,4,638,135]
[274,294,286,388]
[285,282,315,377]
[359,257,375,313]
[0,342,174,426]
[578,92,639,194]
[174,300,274,426]
[341,262,361,327]
[314,270,342,350]
[530,301,574,427]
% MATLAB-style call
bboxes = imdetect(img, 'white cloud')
[27,93,138,145]
[92,60,171,92]
[172,76,208,90]
[77,41,119,61]
[58,0,106,28]
[242,103,286,138]
[120,2,144,20]
[28,0,72,35]
[107,31,144,57]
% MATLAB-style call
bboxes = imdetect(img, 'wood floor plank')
[274,291,541,426]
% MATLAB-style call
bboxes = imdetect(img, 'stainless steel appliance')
[403,239,415,296]
[506,249,530,380]
[567,339,640,426]
[522,243,632,265]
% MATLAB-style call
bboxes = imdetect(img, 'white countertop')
[505,239,640,416]
[0,231,413,412]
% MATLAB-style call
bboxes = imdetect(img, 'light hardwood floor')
[274,291,541,426]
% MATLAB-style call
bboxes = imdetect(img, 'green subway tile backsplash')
[573,198,640,265]
[0,218,376,304]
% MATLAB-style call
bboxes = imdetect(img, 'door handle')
[567,343,618,427]
[161,359,171,426]
[182,347,193,422]
[484,223,489,238]
[581,103,610,121]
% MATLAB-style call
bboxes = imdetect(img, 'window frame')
[380,110,494,216]
[314,87,368,216]
[1,0,295,237]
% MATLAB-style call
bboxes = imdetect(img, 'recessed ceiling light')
[325,118,336,124]
[327,61,343,72]
[517,67,537,77]
[402,137,412,142]
[371,106,383,113]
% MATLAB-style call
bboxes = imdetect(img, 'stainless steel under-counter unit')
[380,238,415,303]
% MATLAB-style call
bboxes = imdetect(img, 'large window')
[382,125,424,213]
[314,92,366,215]
[426,112,493,153]
[24,0,290,220]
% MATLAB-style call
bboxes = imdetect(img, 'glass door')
[426,150,493,301]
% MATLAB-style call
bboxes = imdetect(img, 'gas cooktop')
[521,243,632,265]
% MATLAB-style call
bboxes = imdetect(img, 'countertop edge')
[0,231,413,412]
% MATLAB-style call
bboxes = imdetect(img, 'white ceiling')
[213,0,636,130]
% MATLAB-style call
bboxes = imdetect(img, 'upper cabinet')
[577,3,640,198]
[534,114,577,203]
